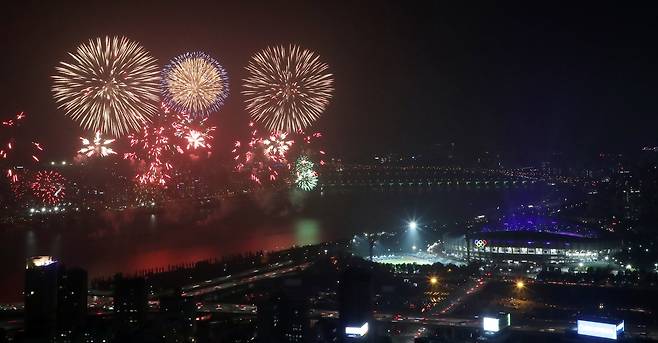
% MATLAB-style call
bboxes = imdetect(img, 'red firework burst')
[30,170,66,205]
[124,124,178,187]
[1,112,44,183]
[172,113,216,152]
[298,131,326,166]
[232,123,296,185]
[232,122,328,187]
[123,103,217,187]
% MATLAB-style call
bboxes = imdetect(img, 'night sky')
[2,1,657,163]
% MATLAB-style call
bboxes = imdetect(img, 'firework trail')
[123,103,218,187]
[232,121,329,188]
[1,112,44,183]
[124,124,177,187]
[232,123,293,185]
[243,45,333,133]
[52,36,160,137]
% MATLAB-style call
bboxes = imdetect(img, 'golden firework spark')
[78,131,116,157]
[243,45,333,133]
[52,36,160,137]
[162,52,229,117]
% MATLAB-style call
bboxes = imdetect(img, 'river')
[0,184,560,302]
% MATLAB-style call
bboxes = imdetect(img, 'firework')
[263,132,294,161]
[124,124,178,186]
[171,113,216,151]
[294,155,318,191]
[1,112,44,183]
[243,45,333,132]
[30,170,66,205]
[162,52,229,118]
[233,123,292,185]
[298,131,326,166]
[9,169,31,201]
[52,36,160,137]
[78,131,116,157]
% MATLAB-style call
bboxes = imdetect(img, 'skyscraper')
[339,267,373,342]
[25,256,89,342]
[257,278,311,343]
[57,268,88,342]
[113,276,148,332]
[25,256,61,340]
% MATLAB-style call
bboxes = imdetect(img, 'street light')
[515,280,525,289]
[408,220,418,230]
[429,276,438,285]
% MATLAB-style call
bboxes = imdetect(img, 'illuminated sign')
[483,317,500,332]
[474,239,488,249]
[577,320,624,340]
[345,322,369,337]
[26,256,56,269]
[483,313,511,333]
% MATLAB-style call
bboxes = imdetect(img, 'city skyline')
[1,2,658,342]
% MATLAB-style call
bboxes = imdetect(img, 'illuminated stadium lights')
[480,215,599,238]
[345,322,368,338]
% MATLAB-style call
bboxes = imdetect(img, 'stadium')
[442,215,621,265]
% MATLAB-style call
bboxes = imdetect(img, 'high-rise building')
[25,256,61,340]
[159,289,196,341]
[257,279,311,343]
[57,268,88,342]
[25,256,90,342]
[113,276,148,331]
[339,267,373,342]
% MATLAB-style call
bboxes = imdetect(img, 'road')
[434,277,487,315]
[182,260,296,292]
[182,262,311,297]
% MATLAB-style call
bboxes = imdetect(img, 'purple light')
[480,215,598,238]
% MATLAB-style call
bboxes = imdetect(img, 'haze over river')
[0,184,561,302]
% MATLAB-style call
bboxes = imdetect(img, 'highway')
[182,260,296,292]
[182,262,311,297]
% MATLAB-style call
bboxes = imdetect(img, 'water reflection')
[0,186,555,302]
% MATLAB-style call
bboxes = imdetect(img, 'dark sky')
[2,1,657,163]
